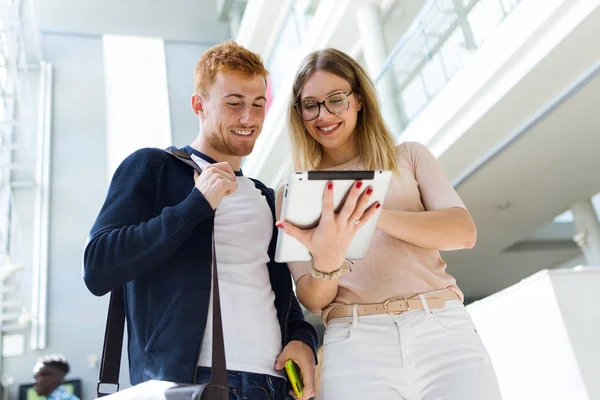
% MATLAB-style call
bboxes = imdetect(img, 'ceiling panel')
[38,0,230,42]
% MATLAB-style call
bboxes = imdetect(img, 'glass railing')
[375,0,523,129]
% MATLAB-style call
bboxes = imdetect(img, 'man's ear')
[191,93,206,118]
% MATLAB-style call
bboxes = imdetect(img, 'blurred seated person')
[33,355,80,400]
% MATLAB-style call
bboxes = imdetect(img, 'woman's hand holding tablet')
[274,170,392,264]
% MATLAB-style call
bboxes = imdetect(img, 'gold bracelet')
[309,259,350,280]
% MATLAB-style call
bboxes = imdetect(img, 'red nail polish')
[376,203,381,209]
[276,223,284,228]
[366,188,373,195]
[327,183,333,190]
[356,181,363,189]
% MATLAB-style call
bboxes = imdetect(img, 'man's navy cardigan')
[83,146,318,385]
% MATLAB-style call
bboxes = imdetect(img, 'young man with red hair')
[83,41,317,400]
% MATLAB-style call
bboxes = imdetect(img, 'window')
[102,35,172,178]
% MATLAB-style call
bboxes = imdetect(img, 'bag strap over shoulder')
[97,288,125,396]
[97,147,227,397]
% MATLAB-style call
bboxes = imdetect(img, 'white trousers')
[320,300,502,400]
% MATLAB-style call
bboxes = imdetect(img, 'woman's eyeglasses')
[295,91,354,121]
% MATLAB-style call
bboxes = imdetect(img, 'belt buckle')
[383,297,409,315]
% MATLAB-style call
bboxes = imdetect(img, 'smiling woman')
[277,48,501,400]
[288,50,398,172]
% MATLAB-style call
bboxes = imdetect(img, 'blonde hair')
[194,41,268,96]
[288,48,398,171]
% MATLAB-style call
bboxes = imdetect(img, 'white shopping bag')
[96,380,178,400]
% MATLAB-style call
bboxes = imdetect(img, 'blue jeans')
[194,367,292,400]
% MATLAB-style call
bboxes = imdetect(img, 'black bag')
[97,148,228,400]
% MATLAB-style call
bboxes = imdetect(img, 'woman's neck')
[320,139,359,169]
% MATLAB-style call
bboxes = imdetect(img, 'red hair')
[194,41,268,96]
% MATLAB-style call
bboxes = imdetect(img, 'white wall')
[552,268,600,400]
[467,268,598,400]
[103,35,173,177]
[164,41,213,147]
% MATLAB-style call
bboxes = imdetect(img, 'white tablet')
[275,170,392,263]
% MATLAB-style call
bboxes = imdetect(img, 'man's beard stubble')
[208,130,255,157]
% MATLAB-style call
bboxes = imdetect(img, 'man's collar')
[182,146,243,176]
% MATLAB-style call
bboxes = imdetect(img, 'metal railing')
[375,0,524,128]
[0,0,43,355]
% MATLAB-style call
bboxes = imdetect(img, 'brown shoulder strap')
[210,231,227,386]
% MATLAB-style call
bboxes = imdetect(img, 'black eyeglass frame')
[295,90,354,121]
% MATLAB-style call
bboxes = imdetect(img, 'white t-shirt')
[192,154,282,377]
